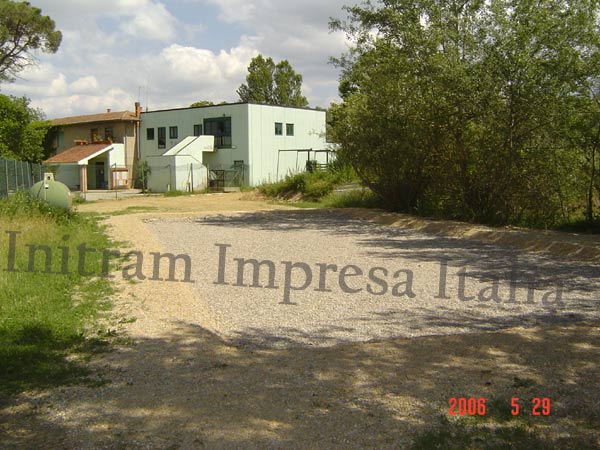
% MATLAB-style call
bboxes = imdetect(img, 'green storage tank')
[30,179,72,210]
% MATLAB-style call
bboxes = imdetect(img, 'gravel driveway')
[145,209,600,348]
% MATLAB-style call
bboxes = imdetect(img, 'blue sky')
[2,0,355,118]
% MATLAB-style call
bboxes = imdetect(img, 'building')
[140,102,329,192]
[45,104,141,191]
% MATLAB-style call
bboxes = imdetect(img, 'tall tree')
[330,0,600,226]
[0,94,50,162]
[237,55,308,107]
[0,0,61,82]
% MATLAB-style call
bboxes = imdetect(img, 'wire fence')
[0,159,47,199]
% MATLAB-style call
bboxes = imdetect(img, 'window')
[286,123,294,136]
[193,124,203,136]
[104,127,113,141]
[169,126,178,139]
[147,128,155,140]
[90,128,98,141]
[275,122,283,136]
[158,127,166,148]
[204,117,232,148]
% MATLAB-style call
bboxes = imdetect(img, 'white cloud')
[70,76,99,94]
[49,73,68,96]
[1,1,355,117]
[203,0,352,105]
[119,2,178,41]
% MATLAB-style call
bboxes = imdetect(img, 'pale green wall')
[247,104,327,185]
[140,103,327,187]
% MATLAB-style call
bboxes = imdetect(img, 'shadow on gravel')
[194,209,600,301]
[1,321,599,449]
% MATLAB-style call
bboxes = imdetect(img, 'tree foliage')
[0,94,51,162]
[0,0,62,82]
[190,100,228,107]
[330,0,600,226]
[237,55,309,107]
[190,100,214,107]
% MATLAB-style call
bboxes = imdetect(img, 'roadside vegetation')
[327,0,600,232]
[257,162,385,209]
[0,192,117,393]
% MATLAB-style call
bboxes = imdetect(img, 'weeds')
[0,191,118,393]
[258,165,359,202]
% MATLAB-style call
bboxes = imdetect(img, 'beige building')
[47,104,142,189]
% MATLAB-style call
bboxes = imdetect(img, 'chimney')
[135,101,142,118]
[107,108,111,113]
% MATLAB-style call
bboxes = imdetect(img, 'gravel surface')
[3,199,599,449]
[145,209,600,348]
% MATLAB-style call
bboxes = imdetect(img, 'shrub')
[258,164,359,201]
[0,190,79,224]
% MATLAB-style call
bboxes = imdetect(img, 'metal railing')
[0,159,47,198]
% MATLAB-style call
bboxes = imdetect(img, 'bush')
[322,188,383,209]
[0,190,79,224]
[258,165,358,201]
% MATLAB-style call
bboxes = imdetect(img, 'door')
[95,162,105,189]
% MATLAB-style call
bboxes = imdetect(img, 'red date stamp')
[511,397,551,416]
[448,397,551,416]
[448,397,487,416]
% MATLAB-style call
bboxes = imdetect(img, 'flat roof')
[141,102,326,115]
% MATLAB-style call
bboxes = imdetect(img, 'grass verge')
[258,166,357,202]
[0,192,118,394]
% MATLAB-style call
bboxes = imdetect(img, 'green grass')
[256,164,385,210]
[411,416,547,450]
[258,165,358,202]
[164,189,193,197]
[0,192,118,394]
[322,188,383,209]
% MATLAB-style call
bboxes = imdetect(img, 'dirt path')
[1,194,599,449]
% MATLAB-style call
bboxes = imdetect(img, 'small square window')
[147,128,155,140]
[193,124,202,136]
[275,122,283,136]
[286,123,294,136]
[169,126,178,139]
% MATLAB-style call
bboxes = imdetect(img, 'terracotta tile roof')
[45,143,111,164]
[51,110,139,126]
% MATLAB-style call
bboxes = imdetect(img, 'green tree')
[190,100,214,107]
[237,55,308,107]
[330,0,600,226]
[0,94,50,162]
[136,160,151,193]
[0,0,62,82]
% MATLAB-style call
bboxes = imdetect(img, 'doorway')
[95,161,105,189]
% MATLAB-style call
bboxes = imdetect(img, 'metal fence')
[0,159,47,198]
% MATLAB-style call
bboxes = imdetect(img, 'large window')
[193,124,203,136]
[169,126,178,139]
[147,128,155,140]
[204,117,232,148]
[286,123,294,136]
[158,127,166,148]
[275,122,283,136]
